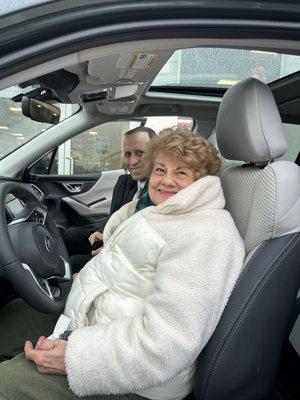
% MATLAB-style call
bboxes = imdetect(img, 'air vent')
[31,184,44,200]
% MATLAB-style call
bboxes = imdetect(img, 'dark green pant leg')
[0,298,58,358]
[0,353,146,400]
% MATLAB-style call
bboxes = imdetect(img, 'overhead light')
[250,50,278,56]
[217,79,238,86]
[11,133,24,137]
[17,136,25,140]
[9,107,22,112]
[114,84,139,99]
[0,126,8,130]
[89,131,98,136]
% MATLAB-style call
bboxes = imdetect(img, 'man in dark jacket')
[63,126,156,269]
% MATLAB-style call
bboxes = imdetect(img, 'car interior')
[0,3,300,399]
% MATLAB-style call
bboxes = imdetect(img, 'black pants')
[70,254,93,273]
[63,226,95,256]
[63,227,98,272]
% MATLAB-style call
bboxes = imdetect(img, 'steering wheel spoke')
[47,256,72,282]
[22,263,57,300]
[8,206,47,227]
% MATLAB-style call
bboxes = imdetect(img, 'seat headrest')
[216,78,287,162]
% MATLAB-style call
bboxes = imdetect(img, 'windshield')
[152,48,300,89]
[0,86,79,160]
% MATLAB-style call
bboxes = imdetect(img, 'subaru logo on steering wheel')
[44,234,52,252]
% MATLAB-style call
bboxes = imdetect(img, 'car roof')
[0,1,300,122]
[0,0,299,176]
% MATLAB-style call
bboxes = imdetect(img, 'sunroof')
[152,48,300,89]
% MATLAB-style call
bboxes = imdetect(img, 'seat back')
[193,78,300,400]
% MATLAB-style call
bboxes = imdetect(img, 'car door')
[28,167,123,234]
[25,120,140,233]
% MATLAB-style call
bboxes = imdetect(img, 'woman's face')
[149,153,196,205]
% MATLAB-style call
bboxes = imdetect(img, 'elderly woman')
[0,129,245,400]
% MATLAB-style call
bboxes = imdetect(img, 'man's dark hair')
[124,126,156,139]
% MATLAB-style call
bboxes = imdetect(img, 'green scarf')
[135,191,155,213]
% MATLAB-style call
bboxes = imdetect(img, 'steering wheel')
[0,181,72,314]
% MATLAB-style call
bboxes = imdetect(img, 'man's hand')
[91,247,102,257]
[88,231,103,245]
[24,336,67,375]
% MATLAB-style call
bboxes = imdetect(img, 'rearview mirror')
[21,96,61,124]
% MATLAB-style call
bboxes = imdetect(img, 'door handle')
[62,183,83,193]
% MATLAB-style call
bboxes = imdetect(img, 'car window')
[281,123,300,163]
[31,116,193,175]
[0,86,79,160]
[30,150,58,175]
[146,116,194,132]
[152,48,300,89]
[69,120,141,174]
[31,120,140,175]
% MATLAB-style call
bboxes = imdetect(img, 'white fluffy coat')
[64,176,245,399]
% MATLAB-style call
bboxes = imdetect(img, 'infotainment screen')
[6,195,25,217]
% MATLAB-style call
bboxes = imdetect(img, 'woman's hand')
[88,231,103,245]
[24,336,67,375]
[35,336,56,350]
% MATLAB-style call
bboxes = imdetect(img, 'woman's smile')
[156,188,178,199]
[148,153,196,205]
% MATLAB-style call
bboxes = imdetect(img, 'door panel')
[28,169,124,232]
[66,170,122,213]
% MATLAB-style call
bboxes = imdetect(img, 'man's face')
[123,131,150,181]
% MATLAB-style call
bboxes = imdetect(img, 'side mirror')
[21,96,61,124]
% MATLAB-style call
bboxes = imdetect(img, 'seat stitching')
[234,243,263,287]
[203,242,277,387]
[204,244,264,377]
[206,235,298,395]
[202,234,299,398]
